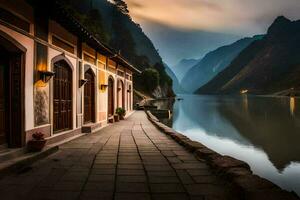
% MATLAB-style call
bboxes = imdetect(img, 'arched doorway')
[107,77,114,117]
[53,60,72,133]
[84,69,95,124]
[117,80,124,109]
[0,34,24,148]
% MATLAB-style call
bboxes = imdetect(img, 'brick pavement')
[0,111,238,200]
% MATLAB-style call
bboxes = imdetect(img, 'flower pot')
[114,115,120,122]
[27,140,46,152]
[119,115,125,120]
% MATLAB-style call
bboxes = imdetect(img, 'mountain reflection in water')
[153,95,300,195]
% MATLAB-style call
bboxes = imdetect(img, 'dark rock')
[233,175,277,191]
[245,188,299,200]
[210,156,251,171]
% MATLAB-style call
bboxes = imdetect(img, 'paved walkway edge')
[146,110,299,200]
[0,145,59,178]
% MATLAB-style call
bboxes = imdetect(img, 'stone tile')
[152,193,190,200]
[144,165,173,171]
[167,157,182,164]
[88,174,115,182]
[53,181,84,191]
[150,184,185,193]
[93,164,116,169]
[80,191,113,200]
[83,182,115,191]
[172,163,209,170]
[117,169,145,176]
[117,175,147,183]
[90,168,116,175]
[147,171,177,177]
[187,169,213,176]
[114,193,151,200]
[185,184,228,196]
[118,164,144,169]
[116,182,149,193]
[161,151,177,157]
[176,170,195,184]
[149,176,180,183]
[193,176,218,184]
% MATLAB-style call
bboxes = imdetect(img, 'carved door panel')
[108,78,114,117]
[53,61,72,133]
[84,70,95,123]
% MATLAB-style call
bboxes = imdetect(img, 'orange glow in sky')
[126,0,300,34]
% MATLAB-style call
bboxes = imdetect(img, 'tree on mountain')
[112,0,130,16]
[84,9,109,43]
[110,4,136,64]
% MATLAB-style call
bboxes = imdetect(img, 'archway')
[53,59,72,133]
[84,68,95,124]
[117,80,124,109]
[107,77,114,117]
[0,32,25,147]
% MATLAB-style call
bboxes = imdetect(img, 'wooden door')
[84,70,95,123]
[108,78,114,117]
[53,61,72,133]
[9,53,23,147]
[0,50,7,145]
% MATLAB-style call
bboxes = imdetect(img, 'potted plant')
[27,132,46,152]
[116,107,126,120]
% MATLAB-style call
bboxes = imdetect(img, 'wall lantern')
[127,89,132,93]
[100,84,108,90]
[39,70,55,83]
[80,79,88,87]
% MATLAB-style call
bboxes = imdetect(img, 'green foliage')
[110,7,136,62]
[84,9,109,43]
[154,62,173,87]
[135,68,160,93]
[116,107,126,117]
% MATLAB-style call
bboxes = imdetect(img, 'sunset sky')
[124,0,300,66]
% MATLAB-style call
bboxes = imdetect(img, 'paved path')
[0,111,237,200]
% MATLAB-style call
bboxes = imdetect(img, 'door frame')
[0,30,26,148]
[51,55,74,134]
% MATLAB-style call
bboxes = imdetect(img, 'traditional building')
[0,0,140,148]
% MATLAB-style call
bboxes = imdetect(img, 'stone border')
[146,110,299,200]
[0,146,59,178]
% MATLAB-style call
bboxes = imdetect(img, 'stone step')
[0,147,25,163]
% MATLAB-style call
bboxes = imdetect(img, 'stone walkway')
[0,111,238,200]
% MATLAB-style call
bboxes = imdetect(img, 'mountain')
[164,64,185,94]
[172,59,199,81]
[61,0,173,97]
[181,35,263,93]
[197,16,300,95]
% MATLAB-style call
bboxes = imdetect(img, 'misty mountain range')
[168,16,300,96]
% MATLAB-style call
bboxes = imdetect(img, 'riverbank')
[146,109,299,199]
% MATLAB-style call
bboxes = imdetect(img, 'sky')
[124,0,300,66]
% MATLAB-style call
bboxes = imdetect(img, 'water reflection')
[154,95,300,195]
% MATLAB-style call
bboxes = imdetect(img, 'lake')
[153,94,300,196]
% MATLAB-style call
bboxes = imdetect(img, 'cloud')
[126,0,300,35]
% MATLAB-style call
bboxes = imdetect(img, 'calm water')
[153,95,300,196]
